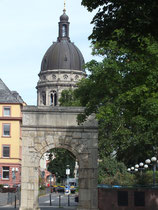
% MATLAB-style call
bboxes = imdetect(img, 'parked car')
[70,186,76,194]
[3,184,9,188]
[57,186,65,193]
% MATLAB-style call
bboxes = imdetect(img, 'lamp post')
[12,167,18,187]
[127,163,148,175]
[145,157,157,185]
[49,175,52,193]
[66,165,70,186]
[136,163,148,175]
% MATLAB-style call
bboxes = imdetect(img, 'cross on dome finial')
[63,0,66,13]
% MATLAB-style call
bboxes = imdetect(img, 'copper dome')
[40,10,85,72]
[41,40,85,71]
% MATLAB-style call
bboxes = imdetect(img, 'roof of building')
[0,78,24,104]
[41,41,85,72]
[40,10,85,72]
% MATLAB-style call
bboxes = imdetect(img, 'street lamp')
[127,168,131,172]
[145,157,157,185]
[12,167,18,187]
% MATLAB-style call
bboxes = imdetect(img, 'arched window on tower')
[62,24,67,37]
[54,92,57,106]
[50,93,53,105]
[50,91,57,106]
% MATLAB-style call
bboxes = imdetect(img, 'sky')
[0,0,99,105]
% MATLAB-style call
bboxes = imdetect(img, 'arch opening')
[38,147,79,207]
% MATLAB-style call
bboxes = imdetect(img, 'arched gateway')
[20,106,98,210]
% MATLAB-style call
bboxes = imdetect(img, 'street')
[39,193,78,207]
[0,192,78,210]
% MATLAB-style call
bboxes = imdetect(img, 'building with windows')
[0,78,24,187]
[36,7,86,106]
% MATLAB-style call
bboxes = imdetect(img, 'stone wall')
[98,187,158,210]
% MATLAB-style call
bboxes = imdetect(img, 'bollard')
[15,194,16,208]
[59,194,61,207]
[68,194,70,206]
[7,192,10,204]
[50,194,52,206]
[11,193,12,205]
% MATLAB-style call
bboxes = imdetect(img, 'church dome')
[37,8,86,107]
[41,41,85,71]
[40,9,85,72]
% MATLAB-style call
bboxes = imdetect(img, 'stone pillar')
[20,136,40,210]
[46,88,49,106]
[78,150,98,210]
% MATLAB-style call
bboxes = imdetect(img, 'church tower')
[36,6,86,106]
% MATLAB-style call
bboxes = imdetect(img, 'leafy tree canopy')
[98,156,134,185]
[59,89,81,106]
[47,148,76,179]
[81,0,158,50]
[72,38,158,166]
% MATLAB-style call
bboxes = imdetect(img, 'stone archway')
[20,106,98,210]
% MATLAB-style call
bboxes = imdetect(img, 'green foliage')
[59,89,81,106]
[74,38,158,166]
[134,171,158,186]
[81,0,158,51]
[47,148,76,179]
[98,157,134,185]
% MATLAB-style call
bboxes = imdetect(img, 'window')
[118,191,128,206]
[2,166,9,179]
[134,191,145,206]
[3,107,11,117]
[3,124,10,136]
[3,146,10,158]
[50,91,57,106]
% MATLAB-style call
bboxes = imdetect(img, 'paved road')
[39,193,77,207]
[0,192,78,209]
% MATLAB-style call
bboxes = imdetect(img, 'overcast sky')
[0,0,100,105]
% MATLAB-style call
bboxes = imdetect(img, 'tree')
[47,148,76,180]
[59,89,81,106]
[81,0,158,50]
[98,157,134,185]
[59,1,158,168]
[73,39,158,166]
